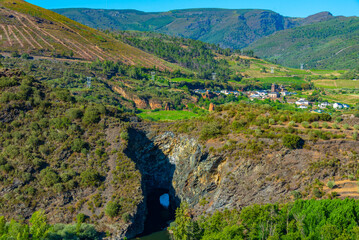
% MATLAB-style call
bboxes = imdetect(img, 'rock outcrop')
[120,126,359,238]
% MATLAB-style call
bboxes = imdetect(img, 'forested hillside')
[248,16,359,69]
[53,8,334,49]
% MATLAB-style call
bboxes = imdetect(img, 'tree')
[30,210,51,240]
[282,134,304,149]
[105,201,121,218]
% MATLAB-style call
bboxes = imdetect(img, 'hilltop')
[53,8,335,49]
[0,0,178,70]
[247,16,359,69]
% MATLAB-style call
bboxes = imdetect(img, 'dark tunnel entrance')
[137,188,176,237]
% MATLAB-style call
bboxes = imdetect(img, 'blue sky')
[28,0,359,17]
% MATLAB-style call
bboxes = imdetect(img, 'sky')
[27,0,359,17]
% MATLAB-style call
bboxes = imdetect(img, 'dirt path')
[7,25,23,47]
[1,24,12,46]
[19,25,42,48]
[13,25,35,48]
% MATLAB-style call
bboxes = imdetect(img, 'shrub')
[71,138,88,153]
[353,132,358,141]
[327,181,335,189]
[335,117,343,123]
[313,187,323,198]
[320,113,332,121]
[288,121,296,127]
[105,201,121,218]
[282,134,304,149]
[39,168,60,187]
[66,108,83,120]
[322,122,329,129]
[80,169,102,187]
[301,121,310,128]
[200,121,222,140]
[83,106,102,125]
[332,124,339,129]
[269,118,275,125]
[312,122,319,128]
[343,124,350,130]
[120,131,129,141]
[354,125,359,130]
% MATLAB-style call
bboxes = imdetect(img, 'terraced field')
[0,0,178,70]
[313,79,359,89]
[324,180,359,199]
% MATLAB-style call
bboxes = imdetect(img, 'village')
[193,83,351,111]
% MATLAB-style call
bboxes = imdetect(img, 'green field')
[313,79,359,89]
[137,110,201,121]
[322,94,359,105]
[170,77,203,83]
[255,76,306,85]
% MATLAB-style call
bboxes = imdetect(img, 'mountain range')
[53,8,359,69]
[53,8,335,49]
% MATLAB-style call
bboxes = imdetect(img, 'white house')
[281,91,291,96]
[299,105,308,109]
[250,94,261,99]
[319,102,331,109]
[296,98,310,106]
[333,103,343,109]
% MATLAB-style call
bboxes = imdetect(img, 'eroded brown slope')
[0,0,176,70]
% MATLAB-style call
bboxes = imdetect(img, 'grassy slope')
[0,0,180,70]
[247,17,359,69]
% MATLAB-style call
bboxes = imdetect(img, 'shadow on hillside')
[124,128,180,236]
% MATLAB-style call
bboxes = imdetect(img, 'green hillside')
[54,8,335,49]
[247,17,359,69]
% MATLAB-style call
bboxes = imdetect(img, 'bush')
[332,124,339,129]
[39,168,60,187]
[301,121,310,128]
[80,169,102,187]
[353,132,358,141]
[322,122,329,129]
[343,124,350,130]
[354,125,359,130]
[66,108,83,120]
[71,138,88,153]
[282,134,304,149]
[335,117,343,123]
[288,121,296,127]
[120,131,129,141]
[105,201,121,218]
[83,106,102,125]
[312,122,319,128]
[327,181,335,189]
[200,121,222,140]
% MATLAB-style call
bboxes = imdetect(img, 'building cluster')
[318,102,350,109]
[194,89,241,99]
[249,84,293,99]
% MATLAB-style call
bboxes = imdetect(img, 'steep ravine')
[119,127,359,239]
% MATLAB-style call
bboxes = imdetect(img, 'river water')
[133,192,173,240]
[135,230,170,240]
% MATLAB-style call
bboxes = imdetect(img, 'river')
[133,192,174,240]
[135,230,170,240]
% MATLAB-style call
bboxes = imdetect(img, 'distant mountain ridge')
[247,16,359,69]
[53,8,336,49]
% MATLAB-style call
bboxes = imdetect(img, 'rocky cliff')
[120,125,359,238]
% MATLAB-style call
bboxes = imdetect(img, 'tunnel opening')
[124,129,180,238]
[137,188,176,237]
